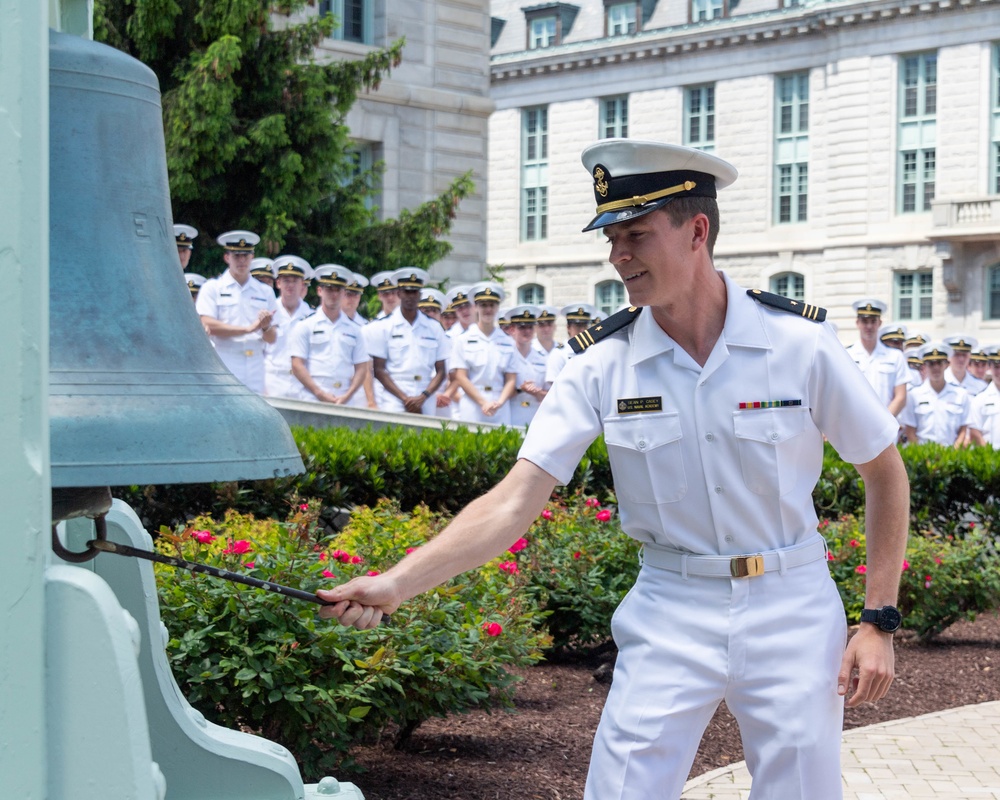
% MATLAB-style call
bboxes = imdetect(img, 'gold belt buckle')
[730,554,765,578]
[244,349,255,357]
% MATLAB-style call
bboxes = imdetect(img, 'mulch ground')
[347,610,1000,799]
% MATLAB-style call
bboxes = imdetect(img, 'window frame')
[319,0,375,45]
[605,0,639,35]
[684,84,716,152]
[769,272,805,301]
[595,280,625,317]
[991,43,1000,195]
[897,52,937,213]
[894,270,934,321]
[690,0,725,22]
[774,72,810,225]
[518,284,546,305]
[600,95,629,139]
[521,106,550,242]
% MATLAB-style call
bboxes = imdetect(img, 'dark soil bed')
[348,610,1000,799]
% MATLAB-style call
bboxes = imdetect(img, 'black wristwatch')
[860,605,902,633]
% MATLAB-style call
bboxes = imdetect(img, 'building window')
[769,272,805,301]
[518,284,546,305]
[987,265,1000,320]
[898,52,937,213]
[319,0,374,45]
[529,16,557,48]
[894,271,934,321]
[600,96,629,139]
[521,107,549,241]
[606,1,637,35]
[691,0,724,21]
[782,0,802,6]
[346,142,379,212]
[775,72,809,224]
[596,280,625,317]
[992,44,1000,194]
[684,85,715,152]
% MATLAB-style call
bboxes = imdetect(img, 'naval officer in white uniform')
[317,140,910,800]
[196,230,277,394]
[263,255,315,399]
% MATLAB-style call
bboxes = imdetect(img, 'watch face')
[880,606,902,632]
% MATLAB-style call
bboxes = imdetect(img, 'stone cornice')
[491,0,998,82]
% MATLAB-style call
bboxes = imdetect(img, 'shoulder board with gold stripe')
[569,306,642,354]
[747,289,826,322]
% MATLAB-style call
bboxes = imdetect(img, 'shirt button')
[714,486,724,494]
[705,433,714,441]
[770,432,779,441]
[724,535,735,544]
[637,440,647,450]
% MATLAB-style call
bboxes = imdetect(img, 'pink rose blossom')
[366,570,380,577]
[541,509,553,520]
[827,551,834,561]
[585,498,600,508]
[322,569,335,579]
[934,557,943,565]
[406,547,417,554]
[350,555,363,564]
[573,551,582,560]
[498,561,520,574]
[855,565,867,574]
[901,559,910,571]
[508,537,528,554]
[244,561,254,569]
[300,503,309,511]
[596,509,612,522]
[192,530,214,544]
[849,539,859,548]
[482,622,503,637]
[925,575,933,589]
[319,552,327,561]
[222,539,252,555]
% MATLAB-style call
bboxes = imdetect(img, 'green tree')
[94,0,474,277]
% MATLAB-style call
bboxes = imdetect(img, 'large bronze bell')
[48,30,303,498]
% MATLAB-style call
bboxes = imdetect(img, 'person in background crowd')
[446,285,476,338]
[196,230,276,394]
[904,347,925,388]
[250,257,276,289]
[844,299,909,418]
[451,282,517,424]
[289,265,369,406]
[440,302,457,331]
[969,350,990,384]
[878,322,907,351]
[370,271,400,319]
[419,288,447,325]
[174,224,197,270]
[545,304,599,387]
[968,366,1000,447]
[534,305,563,357]
[507,304,549,426]
[943,335,987,396]
[317,138,909,800]
[498,307,513,335]
[264,255,315,399]
[185,273,206,302]
[366,267,450,415]
[900,342,971,447]
[904,332,928,350]
[338,270,378,409]
[984,345,1000,384]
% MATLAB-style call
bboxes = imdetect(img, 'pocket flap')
[603,411,682,451]
[733,407,809,444]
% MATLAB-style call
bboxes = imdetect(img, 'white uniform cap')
[314,264,353,287]
[370,271,397,290]
[174,224,198,248]
[580,139,738,232]
[944,334,977,352]
[249,258,274,277]
[419,288,447,310]
[184,273,207,292]
[392,267,430,289]
[508,304,543,323]
[445,285,473,308]
[852,298,887,317]
[216,230,260,252]
[346,272,369,292]
[471,281,505,303]
[918,342,953,362]
[272,255,313,280]
[878,322,908,341]
[536,305,560,322]
[562,303,599,323]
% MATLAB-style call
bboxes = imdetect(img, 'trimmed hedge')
[115,425,1000,536]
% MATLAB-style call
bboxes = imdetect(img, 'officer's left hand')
[838,624,895,708]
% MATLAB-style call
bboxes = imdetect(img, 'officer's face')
[856,315,880,344]
[970,360,988,379]
[319,284,342,311]
[399,286,420,313]
[926,359,948,379]
[476,300,499,323]
[224,251,254,282]
[512,322,536,343]
[535,319,555,341]
[951,351,970,371]
[604,210,705,307]
[342,290,361,315]
[455,302,474,325]
[178,246,192,269]
[276,275,304,300]
[379,288,400,312]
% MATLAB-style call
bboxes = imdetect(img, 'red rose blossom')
[192,530,214,544]
[508,537,528,554]
[482,622,502,637]
[596,509,612,522]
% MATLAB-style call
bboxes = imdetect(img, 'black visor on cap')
[583,168,718,232]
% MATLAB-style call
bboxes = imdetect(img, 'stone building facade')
[487,0,1000,342]
[288,0,494,285]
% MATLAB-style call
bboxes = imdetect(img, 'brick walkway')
[682,702,1000,799]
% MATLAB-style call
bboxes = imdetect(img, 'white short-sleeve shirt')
[518,274,899,556]
[844,341,910,407]
[901,380,971,446]
[969,381,1000,446]
[288,310,368,397]
[365,308,450,393]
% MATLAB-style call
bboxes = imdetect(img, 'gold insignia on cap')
[594,166,609,198]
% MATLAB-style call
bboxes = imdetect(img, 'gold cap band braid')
[595,180,698,214]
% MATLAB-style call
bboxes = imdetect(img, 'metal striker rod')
[89,538,334,606]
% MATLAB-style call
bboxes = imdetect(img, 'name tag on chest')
[617,396,663,414]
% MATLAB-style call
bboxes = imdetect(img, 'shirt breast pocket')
[732,407,810,497]
[602,412,686,505]
[215,295,240,323]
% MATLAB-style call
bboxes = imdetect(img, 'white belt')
[641,537,827,579]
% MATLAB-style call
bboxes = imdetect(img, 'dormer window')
[523,4,580,50]
[606,1,638,36]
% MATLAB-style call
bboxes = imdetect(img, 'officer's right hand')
[317,574,401,630]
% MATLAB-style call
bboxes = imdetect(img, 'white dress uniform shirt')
[900,380,971,445]
[366,308,450,415]
[196,270,277,394]
[969,381,1000,447]
[544,343,571,387]
[844,340,910,408]
[264,299,314,399]
[510,343,549,427]
[287,311,369,403]
[451,325,517,425]
[519,274,899,555]
[944,368,988,396]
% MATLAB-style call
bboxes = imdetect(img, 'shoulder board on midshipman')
[747,289,826,322]
[569,306,642,354]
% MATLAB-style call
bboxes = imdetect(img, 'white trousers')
[585,554,846,800]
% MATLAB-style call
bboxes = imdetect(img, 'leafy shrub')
[521,492,640,652]
[154,502,548,778]
[824,515,1000,640]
